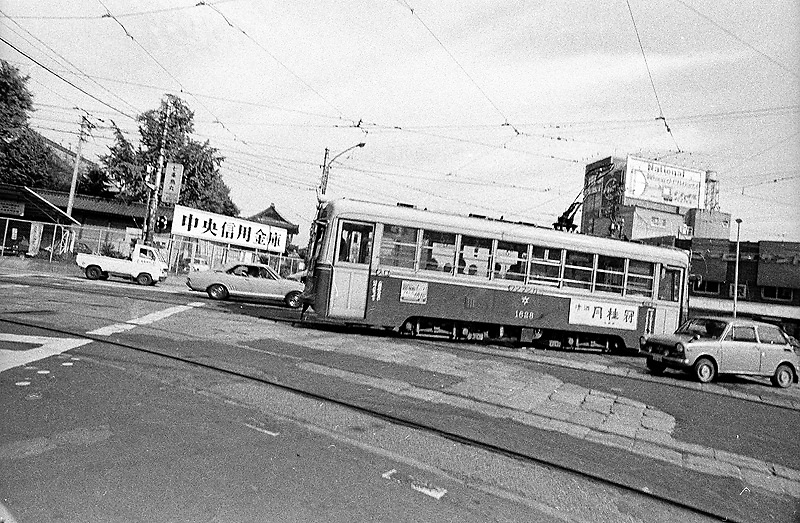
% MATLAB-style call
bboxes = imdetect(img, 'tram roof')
[322,198,690,266]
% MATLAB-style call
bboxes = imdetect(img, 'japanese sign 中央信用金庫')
[171,205,287,253]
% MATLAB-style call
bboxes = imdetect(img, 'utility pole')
[144,102,171,245]
[318,148,331,195]
[66,115,90,217]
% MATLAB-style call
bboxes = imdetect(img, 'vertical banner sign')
[161,162,185,204]
[28,223,43,256]
[171,204,287,253]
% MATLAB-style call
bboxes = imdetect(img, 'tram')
[301,198,690,352]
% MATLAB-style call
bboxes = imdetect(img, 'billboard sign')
[161,162,184,204]
[624,156,706,209]
[171,205,287,253]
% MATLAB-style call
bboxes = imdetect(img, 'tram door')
[329,220,374,319]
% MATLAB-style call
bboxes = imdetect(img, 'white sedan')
[186,263,304,308]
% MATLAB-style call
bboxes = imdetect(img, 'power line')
[0,11,142,115]
[0,35,135,119]
[624,0,681,152]
[672,0,799,80]
[3,0,241,21]
[198,1,348,121]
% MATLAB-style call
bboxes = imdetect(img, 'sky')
[1,0,798,244]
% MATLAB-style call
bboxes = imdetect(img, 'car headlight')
[675,343,685,356]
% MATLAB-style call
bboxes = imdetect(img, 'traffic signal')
[155,215,168,233]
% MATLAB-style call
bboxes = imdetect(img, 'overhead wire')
[0,35,135,119]
[624,0,681,152]
[672,0,799,80]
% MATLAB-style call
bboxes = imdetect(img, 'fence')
[0,217,304,276]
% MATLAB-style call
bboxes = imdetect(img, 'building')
[642,236,800,338]
[581,156,731,242]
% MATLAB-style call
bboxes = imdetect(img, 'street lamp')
[306,142,366,269]
[319,142,366,196]
[733,218,742,318]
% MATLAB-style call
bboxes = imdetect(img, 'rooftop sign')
[624,156,706,209]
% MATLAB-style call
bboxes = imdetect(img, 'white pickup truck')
[76,243,168,285]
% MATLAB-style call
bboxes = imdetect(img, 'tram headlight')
[639,336,647,350]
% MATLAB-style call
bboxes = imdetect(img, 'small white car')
[640,316,799,388]
[186,262,304,308]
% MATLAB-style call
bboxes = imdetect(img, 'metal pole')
[146,103,171,245]
[733,218,742,318]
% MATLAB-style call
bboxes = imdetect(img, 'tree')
[103,94,239,216]
[78,164,114,197]
[176,139,238,216]
[0,60,33,144]
[101,124,145,202]
[0,60,71,189]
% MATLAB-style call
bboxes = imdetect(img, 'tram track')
[0,303,742,523]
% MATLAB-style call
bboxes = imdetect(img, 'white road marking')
[381,468,447,500]
[0,334,92,373]
[86,302,205,335]
[243,423,280,436]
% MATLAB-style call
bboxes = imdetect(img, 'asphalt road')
[2,274,799,522]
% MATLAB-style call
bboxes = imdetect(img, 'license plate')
[651,354,663,362]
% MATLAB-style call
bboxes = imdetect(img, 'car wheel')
[646,358,666,376]
[207,284,229,300]
[85,265,102,280]
[135,273,153,286]
[693,357,716,384]
[771,364,795,389]
[284,291,302,309]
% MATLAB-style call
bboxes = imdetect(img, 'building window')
[729,283,747,299]
[692,280,721,295]
[761,286,793,302]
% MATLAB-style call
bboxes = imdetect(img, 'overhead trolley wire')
[672,0,799,80]
[624,0,681,153]
[0,35,135,120]
[0,11,142,116]
[198,1,349,122]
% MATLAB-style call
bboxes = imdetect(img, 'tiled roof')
[247,203,299,235]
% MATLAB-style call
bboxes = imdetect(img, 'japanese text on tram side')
[568,298,639,331]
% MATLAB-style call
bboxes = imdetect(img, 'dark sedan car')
[640,316,799,388]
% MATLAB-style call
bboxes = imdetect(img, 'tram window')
[379,224,417,269]
[626,260,654,297]
[495,241,527,281]
[595,255,624,294]
[658,267,681,302]
[529,246,561,285]
[337,222,373,265]
[458,236,492,278]
[563,250,593,289]
[420,230,456,273]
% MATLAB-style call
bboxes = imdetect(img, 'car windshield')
[676,318,728,340]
